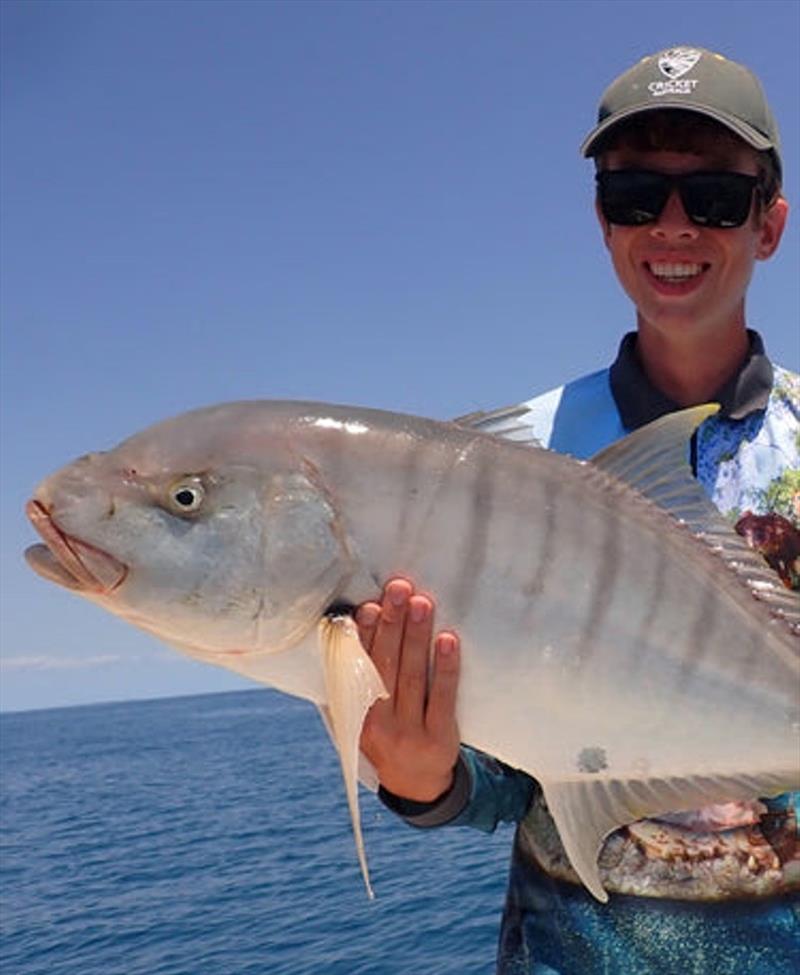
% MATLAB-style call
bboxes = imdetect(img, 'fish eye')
[167,478,205,515]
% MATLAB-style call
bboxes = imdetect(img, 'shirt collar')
[609,330,774,431]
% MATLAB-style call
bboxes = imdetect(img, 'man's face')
[597,137,787,342]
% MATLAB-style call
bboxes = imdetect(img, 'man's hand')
[357,578,461,803]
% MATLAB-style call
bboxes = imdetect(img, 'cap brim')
[580,102,775,157]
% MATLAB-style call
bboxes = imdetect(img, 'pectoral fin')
[318,615,389,899]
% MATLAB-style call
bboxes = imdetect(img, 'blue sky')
[2,0,799,712]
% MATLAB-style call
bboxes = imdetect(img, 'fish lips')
[25,499,128,594]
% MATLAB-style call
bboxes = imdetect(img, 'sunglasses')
[596,170,760,229]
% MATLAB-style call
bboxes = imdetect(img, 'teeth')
[649,262,703,280]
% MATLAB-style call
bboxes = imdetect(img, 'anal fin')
[542,766,798,903]
[318,615,389,899]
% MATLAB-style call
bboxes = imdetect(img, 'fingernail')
[387,582,408,607]
[409,597,429,623]
[437,633,457,655]
[357,605,379,626]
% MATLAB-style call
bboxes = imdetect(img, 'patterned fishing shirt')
[381,330,800,975]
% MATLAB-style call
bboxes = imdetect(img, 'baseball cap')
[580,46,782,179]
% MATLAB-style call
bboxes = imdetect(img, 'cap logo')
[648,47,702,98]
[657,48,702,79]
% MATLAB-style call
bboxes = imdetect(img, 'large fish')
[24,400,800,901]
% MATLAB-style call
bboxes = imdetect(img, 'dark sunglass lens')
[681,173,756,228]
[597,172,669,226]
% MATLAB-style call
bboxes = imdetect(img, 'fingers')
[357,578,411,699]
[394,592,435,727]
[426,631,460,739]
[355,601,380,653]
[356,578,461,802]
[356,578,437,726]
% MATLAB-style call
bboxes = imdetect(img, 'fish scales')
[24,400,800,901]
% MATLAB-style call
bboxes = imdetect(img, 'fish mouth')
[25,499,128,594]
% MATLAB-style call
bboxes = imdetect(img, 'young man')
[357,47,799,974]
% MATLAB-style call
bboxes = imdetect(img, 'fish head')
[25,404,353,659]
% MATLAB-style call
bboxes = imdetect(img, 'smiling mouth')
[645,260,710,285]
[25,500,128,594]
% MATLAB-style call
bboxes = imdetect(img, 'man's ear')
[595,197,613,250]
[755,195,788,261]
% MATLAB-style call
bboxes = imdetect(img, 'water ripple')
[1,690,513,975]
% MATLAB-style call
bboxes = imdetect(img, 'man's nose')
[649,188,700,241]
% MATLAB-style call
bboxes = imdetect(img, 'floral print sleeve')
[696,366,800,530]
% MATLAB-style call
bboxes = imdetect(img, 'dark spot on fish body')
[577,746,608,774]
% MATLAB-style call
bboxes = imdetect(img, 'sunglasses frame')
[596,169,762,229]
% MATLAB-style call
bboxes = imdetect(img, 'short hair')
[594,110,781,207]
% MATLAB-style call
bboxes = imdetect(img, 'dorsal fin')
[591,404,720,532]
[453,403,543,448]
[591,405,800,635]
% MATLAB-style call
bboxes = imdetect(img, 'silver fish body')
[25,400,800,900]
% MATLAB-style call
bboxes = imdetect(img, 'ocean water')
[1,690,515,975]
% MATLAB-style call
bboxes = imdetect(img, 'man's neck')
[635,321,751,407]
